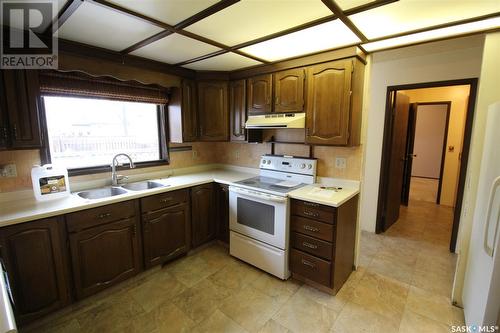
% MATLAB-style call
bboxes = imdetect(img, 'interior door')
[382,91,410,231]
[401,103,418,205]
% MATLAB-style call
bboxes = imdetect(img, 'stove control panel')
[260,155,317,176]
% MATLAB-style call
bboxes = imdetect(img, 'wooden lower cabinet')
[68,204,142,300]
[290,196,358,294]
[142,201,190,268]
[0,217,70,324]
[215,183,229,244]
[191,183,216,248]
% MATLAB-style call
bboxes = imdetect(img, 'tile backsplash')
[0,141,362,193]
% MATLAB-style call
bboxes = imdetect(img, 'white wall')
[454,32,500,309]
[412,104,448,179]
[359,35,485,233]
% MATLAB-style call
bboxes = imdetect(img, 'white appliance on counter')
[229,155,317,279]
[463,101,500,326]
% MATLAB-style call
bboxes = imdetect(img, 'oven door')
[229,186,289,249]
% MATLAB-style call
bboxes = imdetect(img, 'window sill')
[68,160,169,177]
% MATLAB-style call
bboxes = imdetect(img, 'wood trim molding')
[321,0,368,42]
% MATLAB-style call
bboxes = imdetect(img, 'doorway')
[402,102,451,206]
[376,79,478,252]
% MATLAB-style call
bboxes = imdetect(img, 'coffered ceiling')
[17,0,500,71]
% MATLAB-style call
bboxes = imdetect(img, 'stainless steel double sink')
[76,180,169,200]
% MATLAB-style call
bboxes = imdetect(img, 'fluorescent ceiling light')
[239,20,360,62]
[362,16,500,52]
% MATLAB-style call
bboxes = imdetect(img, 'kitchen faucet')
[111,153,135,186]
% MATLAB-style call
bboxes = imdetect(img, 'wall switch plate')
[0,163,17,177]
[335,157,347,169]
[192,150,198,160]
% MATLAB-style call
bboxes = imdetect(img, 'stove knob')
[307,164,313,169]
[267,160,272,165]
[300,163,306,169]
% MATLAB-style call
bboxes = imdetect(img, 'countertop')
[0,166,360,228]
[0,168,255,228]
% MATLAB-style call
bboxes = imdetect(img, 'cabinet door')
[229,79,246,142]
[191,184,216,248]
[69,217,141,299]
[305,60,353,145]
[247,74,272,114]
[0,217,69,324]
[198,81,228,141]
[215,183,229,244]
[182,79,198,142]
[274,68,305,113]
[0,71,8,149]
[2,70,42,148]
[143,203,190,268]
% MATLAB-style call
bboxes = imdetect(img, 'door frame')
[410,101,452,205]
[376,78,478,253]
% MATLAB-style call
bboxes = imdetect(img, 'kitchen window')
[39,71,169,175]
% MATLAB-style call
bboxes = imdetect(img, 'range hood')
[245,113,305,129]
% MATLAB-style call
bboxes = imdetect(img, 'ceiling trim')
[46,0,84,35]
[175,50,229,66]
[321,0,368,42]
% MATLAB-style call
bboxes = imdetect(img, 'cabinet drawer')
[291,200,335,224]
[291,216,333,242]
[291,232,333,260]
[290,249,331,287]
[66,200,136,232]
[141,189,189,213]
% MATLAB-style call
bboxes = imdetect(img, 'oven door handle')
[229,186,287,203]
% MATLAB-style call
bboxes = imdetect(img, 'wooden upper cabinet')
[197,81,228,141]
[229,79,246,141]
[2,70,42,149]
[274,68,305,113]
[168,79,198,143]
[247,74,272,114]
[0,217,70,324]
[305,60,355,146]
[0,72,8,149]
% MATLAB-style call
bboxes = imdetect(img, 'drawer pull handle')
[98,213,111,219]
[303,225,319,232]
[302,242,318,249]
[303,202,319,207]
[301,259,316,268]
[160,197,173,203]
[303,210,319,218]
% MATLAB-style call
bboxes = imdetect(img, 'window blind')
[39,70,169,104]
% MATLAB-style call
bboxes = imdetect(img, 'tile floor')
[409,177,439,203]
[26,199,463,333]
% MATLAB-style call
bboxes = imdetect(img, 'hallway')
[359,198,462,331]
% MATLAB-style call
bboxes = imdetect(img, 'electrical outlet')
[192,150,198,160]
[234,150,240,160]
[0,163,17,177]
[335,157,347,169]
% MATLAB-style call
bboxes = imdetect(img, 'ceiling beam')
[174,0,240,30]
[366,11,500,43]
[44,0,83,35]
[321,0,369,42]
[117,0,240,54]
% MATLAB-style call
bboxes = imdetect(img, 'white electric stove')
[229,155,317,279]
